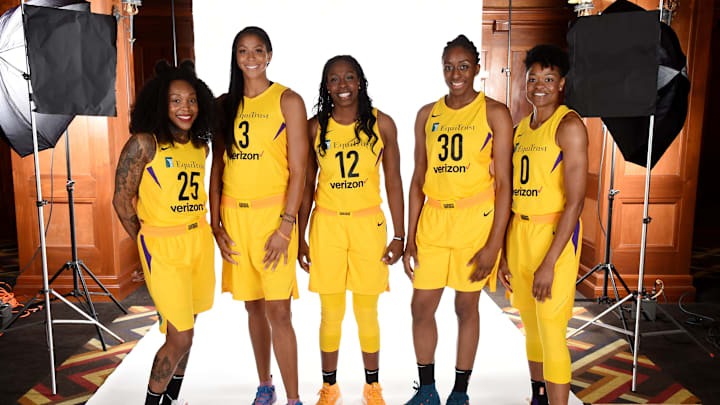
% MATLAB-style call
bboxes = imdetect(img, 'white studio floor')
[88,257,583,405]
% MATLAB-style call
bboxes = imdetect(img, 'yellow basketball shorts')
[308,207,389,295]
[137,218,215,334]
[506,215,582,320]
[414,198,499,292]
[220,197,299,302]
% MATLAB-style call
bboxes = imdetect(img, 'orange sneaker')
[362,383,386,405]
[316,383,342,405]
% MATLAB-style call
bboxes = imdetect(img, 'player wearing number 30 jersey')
[403,35,514,405]
[498,45,588,405]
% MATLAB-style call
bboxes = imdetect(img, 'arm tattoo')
[113,134,153,240]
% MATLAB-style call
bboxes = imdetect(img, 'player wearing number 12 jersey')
[113,60,215,405]
[210,27,308,405]
[498,45,588,405]
[403,35,514,405]
[297,55,404,405]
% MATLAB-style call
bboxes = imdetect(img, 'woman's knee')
[265,300,292,325]
[167,329,194,353]
[245,299,266,317]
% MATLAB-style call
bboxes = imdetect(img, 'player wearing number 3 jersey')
[403,35,514,405]
[210,27,308,405]
[498,45,588,405]
[113,60,215,405]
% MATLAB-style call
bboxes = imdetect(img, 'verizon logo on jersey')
[513,187,541,197]
[229,151,262,160]
[171,203,204,212]
[330,179,366,189]
[433,164,468,174]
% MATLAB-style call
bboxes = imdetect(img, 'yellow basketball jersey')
[423,93,494,200]
[137,136,208,227]
[222,83,290,200]
[314,110,384,211]
[512,105,578,215]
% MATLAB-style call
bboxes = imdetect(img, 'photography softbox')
[25,4,117,116]
[565,1,689,168]
[0,0,90,157]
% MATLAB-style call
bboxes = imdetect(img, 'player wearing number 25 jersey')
[210,27,308,405]
[113,60,215,405]
[499,45,588,405]
[403,35,513,405]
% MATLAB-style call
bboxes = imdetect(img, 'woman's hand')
[382,239,404,265]
[298,239,311,273]
[213,224,240,265]
[402,240,418,282]
[263,229,290,271]
[532,260,555,302]
[468,245,499,282]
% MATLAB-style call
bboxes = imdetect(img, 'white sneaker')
[170,399,188,405]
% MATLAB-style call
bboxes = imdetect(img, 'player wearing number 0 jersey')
[498,45,588,405]
[297,55,405,405]
[113,60,215,405]
[403,35,513,405]
[210,27,308,405]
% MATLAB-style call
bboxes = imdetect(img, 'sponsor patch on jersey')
[165,157,173,168]
[325,139,331,150]
[432,123,439,132]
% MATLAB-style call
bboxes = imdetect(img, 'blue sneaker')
[252,384,277,405]
[446,391,469,405]
[405,382,441,405]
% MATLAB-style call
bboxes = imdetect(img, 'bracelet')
[276,230,291,241]
[281,217,294,224]
[393,236,405,242]
[283,212,296,220]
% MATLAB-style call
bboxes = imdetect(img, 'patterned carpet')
[11,304,703,404]
[504,306,701,404]
[16,306,158,405]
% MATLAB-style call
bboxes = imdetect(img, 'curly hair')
[524,44,569,77]
[443,34,480,65]
[313,55,377,157]
[130,60,215,147]
[221,26,273,155]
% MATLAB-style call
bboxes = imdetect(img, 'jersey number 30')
[178,171,200,201]
[437,133,463,162]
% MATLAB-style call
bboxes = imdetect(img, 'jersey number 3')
[238,121,250,148]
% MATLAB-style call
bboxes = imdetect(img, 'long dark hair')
[130,60,214,147]
[313,55,377,157]
[221,26,273,155]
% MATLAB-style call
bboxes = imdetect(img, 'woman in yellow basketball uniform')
[210,26,308,405]
[113,60,215,405]
[402,35,514,405]
[297,55,404,405]
[498,45,588,405]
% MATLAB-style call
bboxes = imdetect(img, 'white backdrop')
[193,0,484,190]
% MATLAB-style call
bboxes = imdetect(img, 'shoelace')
[317,385,332,402]
[254,386,274,404]
[368,384,383,403]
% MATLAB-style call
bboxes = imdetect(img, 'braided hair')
[221,26,273,155]
[130,60,214,148]
[442,34,480,65]
[313,55,377,157]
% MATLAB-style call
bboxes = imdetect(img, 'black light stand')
[575,125,634,347]
[0,1,125,394]
[46,130,128,351]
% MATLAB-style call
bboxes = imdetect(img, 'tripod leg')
[608,266,633,350]
[576,263,604,286]
[610,265,633,296]
[76,267,107,351]
[79,262,128,314]
[47,263,70,285]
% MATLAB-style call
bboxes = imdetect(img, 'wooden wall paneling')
[12,0,140,301]
[576,0,712,301]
